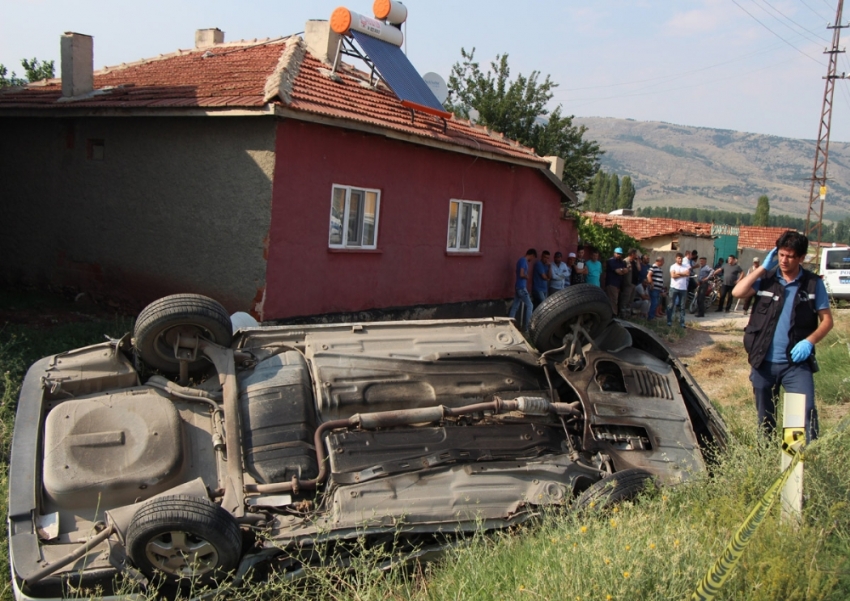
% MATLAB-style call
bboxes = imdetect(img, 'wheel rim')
[145,530,220,577]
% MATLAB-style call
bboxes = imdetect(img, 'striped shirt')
[649,264,665,291]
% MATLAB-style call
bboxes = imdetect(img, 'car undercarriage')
[8,286,727,599]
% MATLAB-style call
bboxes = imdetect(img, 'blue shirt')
[532,261,550,293]
[698,265,714,281]
[515,257,529,289]
[752,269,829,363]
[586,260,602,286]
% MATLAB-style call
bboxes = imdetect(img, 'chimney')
[61,32,93,98]
[195,28,224,48]
[544,156,565,182]
[304,20,341,65]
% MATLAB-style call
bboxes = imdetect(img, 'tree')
[585,171,605,212]
[446,48,603,194]
[618,175,636,209]
[0,64,26,87]
[754,195,770,226]
[605,174,620,212]
[0,57,54,88]
[574,213,643,260]
[22,58,54,82]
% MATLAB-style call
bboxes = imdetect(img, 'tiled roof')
[0,36,546,166]
[585,212,794,250]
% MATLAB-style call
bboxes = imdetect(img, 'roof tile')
[0,35,544,165]
[584,212,794,251]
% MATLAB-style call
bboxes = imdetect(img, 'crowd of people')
[508,246,654,330]
[510,230,834,444]
[508,246,755,331]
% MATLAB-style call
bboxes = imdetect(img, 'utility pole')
[805,0,847,264]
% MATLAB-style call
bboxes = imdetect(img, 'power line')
[731,0,826,64]
[553,42,787,95]
[754,0,831,43]
[564,56,803,109]
[797,0,830,21]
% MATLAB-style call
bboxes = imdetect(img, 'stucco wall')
[0,116,275,312]
[265,119,576,320]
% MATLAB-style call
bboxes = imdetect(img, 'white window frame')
[328,184,381,249]
[446,199,482,252]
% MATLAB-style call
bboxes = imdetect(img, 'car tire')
[573,468,655,511]
[134,294,233,374]
[126,495,242,584]
[529,284,613,351]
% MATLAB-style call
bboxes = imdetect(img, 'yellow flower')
[607,596,614,601]
[610,519,617,528]
[674,539,680,547]
[604,557,611,565]
[573,542,578,549]
[625,544,631,551]
[613,507,619,513]
[581,526,588,533]
[662,495,669,501]
[623,571,630,579]
[589,501,596,508]
[649,543,656,549]
[519,585,525,591]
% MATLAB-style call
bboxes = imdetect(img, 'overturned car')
[8,285,727,598]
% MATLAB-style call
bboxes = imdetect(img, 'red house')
[0,24,577,321]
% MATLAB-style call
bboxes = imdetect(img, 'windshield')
[823,248,850,271]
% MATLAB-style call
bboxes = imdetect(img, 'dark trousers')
[532,289,547,309]
[750,361,818,442]
[619,283,636,317]
[717,284,735,311]
[696,281,709,316]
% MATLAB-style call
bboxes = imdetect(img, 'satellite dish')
[422,72,448,104]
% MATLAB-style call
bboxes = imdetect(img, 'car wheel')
[573,468,655,511]
[134,294,233,374]
[529,285,613,352]
[126,495,242,583]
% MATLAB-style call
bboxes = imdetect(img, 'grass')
[1,293,849,600]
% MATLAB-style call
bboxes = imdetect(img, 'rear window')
[824,248,850,270]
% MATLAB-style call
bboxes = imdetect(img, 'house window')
[447,199,482,252]
[86,139,104,160]
[328,185,381,249]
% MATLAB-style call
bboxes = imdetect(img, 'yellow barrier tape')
[691,447,803,601]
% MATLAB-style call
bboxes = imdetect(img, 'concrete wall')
[0,116,275,312]
[265,119,577,320]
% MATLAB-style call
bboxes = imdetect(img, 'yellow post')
[781,392,806,524]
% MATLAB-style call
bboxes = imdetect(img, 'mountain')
[574,117,850,221]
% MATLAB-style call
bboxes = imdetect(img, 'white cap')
[568,252,577,258]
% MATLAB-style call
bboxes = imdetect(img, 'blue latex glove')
[763,247,778,271]
[790,339,814,363]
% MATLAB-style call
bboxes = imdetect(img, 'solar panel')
[350,30,451,118]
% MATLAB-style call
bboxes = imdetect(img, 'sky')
[3,0,850,142]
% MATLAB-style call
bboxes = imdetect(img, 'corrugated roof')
[0,35,548,167]
[585,212,795,250]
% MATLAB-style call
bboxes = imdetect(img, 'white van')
[820,246,850,300]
